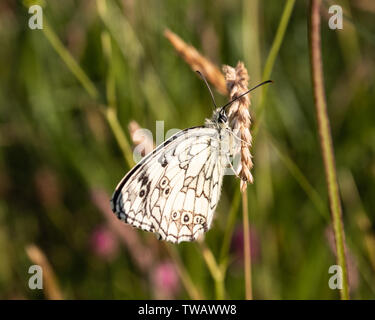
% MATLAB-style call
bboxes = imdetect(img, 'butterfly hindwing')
[111,126,227,243]
[151,133,221,243]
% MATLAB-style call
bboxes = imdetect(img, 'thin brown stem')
[309,0,349,299]
[242,191,252,300]
[25,244,63,300]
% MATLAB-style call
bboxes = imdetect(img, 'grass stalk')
[101,31,135,168]
[25,244,63,300]
[309,0,349,300]
[104,108,135,168]
[261,0,296,83]
[166,244,204,300]
[242,190,252,300]
[42,20,99,100]
[198,242,225,299]
[253,0,296,136]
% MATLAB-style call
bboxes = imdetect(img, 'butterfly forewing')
[111,126,228,243]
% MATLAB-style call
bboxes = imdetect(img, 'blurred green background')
[0,0,374,299]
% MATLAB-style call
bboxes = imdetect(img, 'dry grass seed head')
[164,29,227,95]
[223,62,254,191]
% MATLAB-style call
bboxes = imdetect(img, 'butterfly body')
[110,108,237,243]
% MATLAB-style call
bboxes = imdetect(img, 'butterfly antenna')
[196,70,218,109]
[220,80,273,112]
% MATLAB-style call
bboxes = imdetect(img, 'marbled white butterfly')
[110,76,271,243]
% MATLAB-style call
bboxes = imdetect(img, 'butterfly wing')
[111,126,226,243]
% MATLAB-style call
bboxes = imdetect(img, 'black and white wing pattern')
[110,126,228,243]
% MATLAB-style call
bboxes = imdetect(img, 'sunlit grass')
[0,0,374,300]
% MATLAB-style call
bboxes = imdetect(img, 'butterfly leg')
[225,128,251,147]
[225,153,241,178]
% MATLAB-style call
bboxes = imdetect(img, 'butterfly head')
[206,108,229,129]
[197,70,273,130]
[218,109,228,124]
